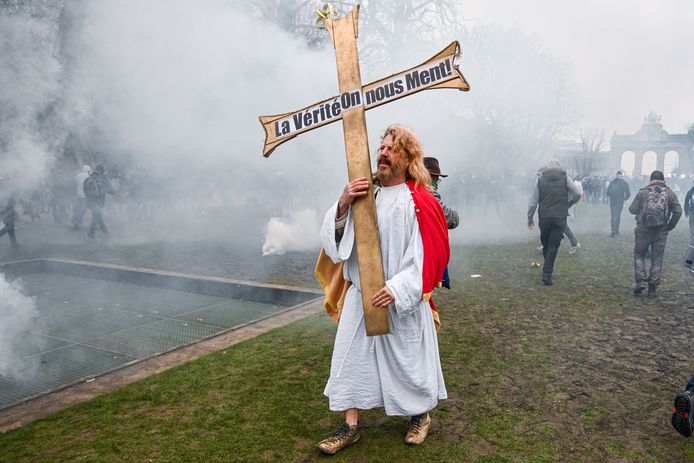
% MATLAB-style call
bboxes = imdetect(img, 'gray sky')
[463,0,694,136]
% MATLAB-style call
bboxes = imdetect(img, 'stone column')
[656,151,665,172]
[634,151,644,178]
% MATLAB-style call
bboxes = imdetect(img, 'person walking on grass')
[527,160,582,285]
[628,170,681,297]
[607,171,631,237]
[316,124,449,454]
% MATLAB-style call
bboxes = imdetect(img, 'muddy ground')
[1,208,694,461]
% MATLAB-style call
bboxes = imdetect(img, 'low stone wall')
[0,258,321,306]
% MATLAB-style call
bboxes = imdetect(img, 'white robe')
[320,183,447,416]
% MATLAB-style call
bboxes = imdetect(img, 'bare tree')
[573,128,606,175]
[227,0,342,49]
[357,0,462,72]
[229,0,462,72]
[1,0,64,27]
[458,23,579,176]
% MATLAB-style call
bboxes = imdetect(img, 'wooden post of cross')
[259,4,470,336]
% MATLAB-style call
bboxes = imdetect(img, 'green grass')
[1,210,694,461]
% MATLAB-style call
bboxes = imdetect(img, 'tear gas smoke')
[0,274,43,380]
[1,1,585,252]
[262,208,321,256]
[0,14,61,198]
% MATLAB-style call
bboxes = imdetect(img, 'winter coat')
[628,180,682,230]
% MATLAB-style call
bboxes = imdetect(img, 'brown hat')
[423,157,447,177]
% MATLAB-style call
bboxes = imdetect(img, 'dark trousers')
[88,205,109,238]
[610,200,624,235]
[72,197,87,228]
[0,223,18,246]
[539,217,566,276]
[633,227,668,287]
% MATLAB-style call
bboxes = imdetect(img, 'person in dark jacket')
[83,165,115,239]
[684,178,694,245]
[606,171,631,237]
[628,170,682,297]
[0,197,19,247]
[527,160,582,285]
[72,165,91,230]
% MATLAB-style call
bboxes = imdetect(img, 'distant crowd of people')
[0,162,246,245]
[1,164,116,242]
[526,160,694,440]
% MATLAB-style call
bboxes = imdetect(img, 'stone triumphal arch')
[610,112,694,178]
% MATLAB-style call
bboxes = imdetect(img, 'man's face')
[376,134,408,186]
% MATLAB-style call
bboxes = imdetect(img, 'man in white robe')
[317,125,448,454]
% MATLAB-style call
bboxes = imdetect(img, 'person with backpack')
[83,164,114,239]
[628,170,682,297]
[606,171,631,237]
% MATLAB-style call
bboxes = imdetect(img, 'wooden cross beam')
[259,4,469,336]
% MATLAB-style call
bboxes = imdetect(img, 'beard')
[377,156,406,184]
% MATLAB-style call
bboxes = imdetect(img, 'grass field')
[1,210,693,462]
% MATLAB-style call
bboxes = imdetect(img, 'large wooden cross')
[259,4,469,336]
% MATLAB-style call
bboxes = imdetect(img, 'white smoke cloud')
[0,14,61,198]
[0,1,601,250]
[0,273,43,380]
[262,208,321,256]
[52,0,350,246]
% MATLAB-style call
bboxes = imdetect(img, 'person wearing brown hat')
[423,157,459,230]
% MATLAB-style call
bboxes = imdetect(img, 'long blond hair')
[377,124,432,191]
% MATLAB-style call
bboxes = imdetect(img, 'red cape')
[316,180,450,330]
[406,180,450,316]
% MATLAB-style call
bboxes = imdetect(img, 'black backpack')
[83,176,100,199]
